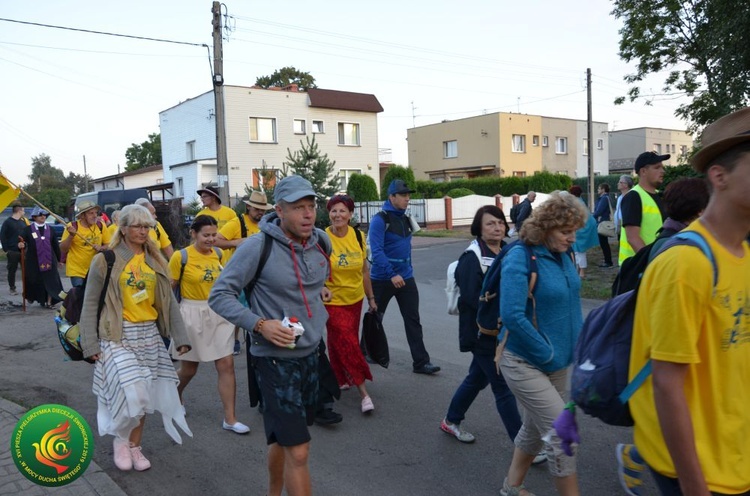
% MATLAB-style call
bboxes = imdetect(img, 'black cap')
[634,151,670,173]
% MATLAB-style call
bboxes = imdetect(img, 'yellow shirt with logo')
[107,223,119,239]
[326,226,366,306]
[120,253,158,322]
[168,245,226,301]
[630,221,750,493]
[218,213,260,260]
[197,206,237,230]
[62,221,112,278]
[148,221,171,249]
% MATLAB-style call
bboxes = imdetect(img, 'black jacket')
[1,216,27,252]
[515,199,533,230]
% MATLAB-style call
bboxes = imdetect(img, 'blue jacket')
[368,200,414,281]
[499,243,582,373]
[573,199,599,252]
[593,193,612,222]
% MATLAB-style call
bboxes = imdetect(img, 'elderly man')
[209,176,331,496]
[60,200,111,287]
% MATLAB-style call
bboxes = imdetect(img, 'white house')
[159,84,384,206]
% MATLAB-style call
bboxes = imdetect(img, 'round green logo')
[11,404,94,487]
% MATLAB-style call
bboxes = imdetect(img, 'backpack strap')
[240,214,248,238]
[212,246,223,261]
[354,228,364,251]
[97,250,116,338]
[244,232,273,299]
[177,248,188,295]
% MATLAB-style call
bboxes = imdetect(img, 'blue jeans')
[446,352,522,442]
[650,468,750,496]
[69,276,85,288]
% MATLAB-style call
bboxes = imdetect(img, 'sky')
[0,0,690,188]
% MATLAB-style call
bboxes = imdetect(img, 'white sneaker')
[440,418,475,443]
[129,445,151,471]
[222,420,250,434]
[361,396,374,414]
[113,438,132,471]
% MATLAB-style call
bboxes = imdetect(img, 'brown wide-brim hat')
[243,190,272,210]
[76,200,100,217]
[692,106,750,173]
[196,185,222,204]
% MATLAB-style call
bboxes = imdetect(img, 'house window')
[597,139,604,150]
[176,177,184,197]
[312,120,324,134]
[443,140,458,158]
[337,122,360,146]
[252,168,283,189]
[338,169,362,190]
[671,144,676,153]
[293,119,306,135]
[512,134,526,153]
[249,117,277,143]
[532,135,540,147]
[542,136,549,147]
[513,171,527,178]
[680,145,688,156]
[186,141,195,161]
[582,138,589,156]
[654,143,662,154]
[555,137,568,154]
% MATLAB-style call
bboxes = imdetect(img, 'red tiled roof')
[307,88,384,113]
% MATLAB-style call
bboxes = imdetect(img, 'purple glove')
[552,402,580,456]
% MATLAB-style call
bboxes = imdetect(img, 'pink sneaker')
[130,444,151,471]
[361,396,374,414]
[113,438,132,471]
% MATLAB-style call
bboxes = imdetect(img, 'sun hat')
[196,185,222,204]
[692,106,750,172]
[243,190,272,210]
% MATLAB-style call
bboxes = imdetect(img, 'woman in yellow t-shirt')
[168,215,249,435]
[325,195,377,414]
[81,204,191,473]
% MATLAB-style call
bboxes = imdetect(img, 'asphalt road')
[0,239,658,496]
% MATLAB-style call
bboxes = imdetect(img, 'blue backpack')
[570,231,718,426]
[476,241,537,337]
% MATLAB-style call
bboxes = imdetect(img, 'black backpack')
[56,250,115,363]
[611,228,678,297]
[509,203,520,224]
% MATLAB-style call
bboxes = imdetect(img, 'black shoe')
[413,362,441,375]
[598,263,614,268]
[314,408,343,425]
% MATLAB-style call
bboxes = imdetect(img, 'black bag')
[360,311,389,368]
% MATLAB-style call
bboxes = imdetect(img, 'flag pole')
[0,173,96,249]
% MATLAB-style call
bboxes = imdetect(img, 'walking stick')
[18,235,26,313]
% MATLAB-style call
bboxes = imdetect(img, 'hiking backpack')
[509,203,520,224]
[446,241,483,315]
[571,231,718,426]
[56,250,115,362]
[475,241,537,336]
[611,229,677,297]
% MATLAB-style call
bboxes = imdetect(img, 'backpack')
[509,203,520,224]
[56,250,115,363]
[446,241,483,315]
[611,229,677,297]
[174,247,223,303]
[571,231,718,426]
[476,241,537,336]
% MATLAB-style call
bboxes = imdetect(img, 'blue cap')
[30,206,49,218]
[387,179,415,195]
[273,175,317,204]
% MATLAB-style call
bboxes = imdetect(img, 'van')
[74,188,148,219]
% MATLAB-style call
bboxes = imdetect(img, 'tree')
[125,133,161,171]
[346,173,379,202]
[283,136,338,227]
[381,165,416,200]
[65,171,93,195]
[612,0,750,133]
[255,66,317,90]
[27,154,66,192]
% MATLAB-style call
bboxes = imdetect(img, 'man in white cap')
[196,185,237,229]
[627,107,750,495]
[60,200,111,287]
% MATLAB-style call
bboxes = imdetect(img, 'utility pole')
[411,101,417,128]
[586,68,594,212]
[212,1,229,205]
[83,155,89,192]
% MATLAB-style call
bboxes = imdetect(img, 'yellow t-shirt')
[197,206,237,230]
[168,245,226,301]
[62,221,112,278]
[148,221,171,249]
[107,223,119,239]
[120,253,158,323]
[218,214,261,260]
[630,221,750,493]
[326,226,366,306]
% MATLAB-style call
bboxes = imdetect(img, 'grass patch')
[578,241,618,300]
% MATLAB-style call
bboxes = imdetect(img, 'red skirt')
[325,300,372,387]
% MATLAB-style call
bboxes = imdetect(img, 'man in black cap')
[618,151,667,265]
[368,179,440,375]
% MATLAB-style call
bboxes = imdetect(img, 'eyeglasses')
[128,225,151,231]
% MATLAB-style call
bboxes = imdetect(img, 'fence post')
[444,196,453,230]
[494,194,503,212]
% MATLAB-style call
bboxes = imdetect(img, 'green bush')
[381,165,416,200]
[445,187,474,198]
[346,173,379,201]
[499,176,527,196]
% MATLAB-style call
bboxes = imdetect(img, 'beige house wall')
[540,117,577,175]
[498,113,542,177]
[609,127,693,171]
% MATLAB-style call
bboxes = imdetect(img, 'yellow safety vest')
[618,185,663,265]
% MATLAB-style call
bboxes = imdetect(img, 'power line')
[0,40,205,58]
[0,17,208,48]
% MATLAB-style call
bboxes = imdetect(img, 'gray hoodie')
[208,212,330,358]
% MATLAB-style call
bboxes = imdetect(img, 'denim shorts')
[254,351,319,446]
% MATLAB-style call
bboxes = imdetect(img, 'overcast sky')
[0,0,689,187]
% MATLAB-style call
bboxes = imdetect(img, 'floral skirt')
[92,321,192,444]
[325,300,372,388]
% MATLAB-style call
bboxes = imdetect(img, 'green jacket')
[79,243,190,358]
